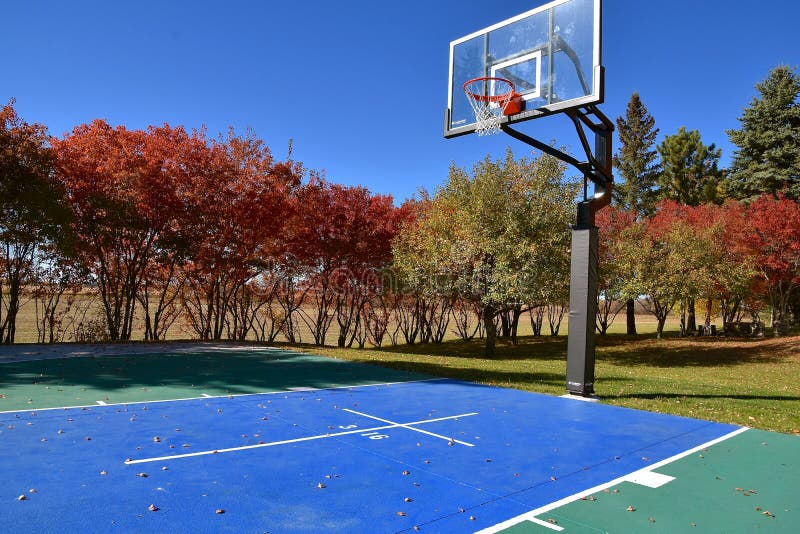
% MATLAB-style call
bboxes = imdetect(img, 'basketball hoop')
[463,77,522,136]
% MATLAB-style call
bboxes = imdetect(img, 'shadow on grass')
[608,392,800,402]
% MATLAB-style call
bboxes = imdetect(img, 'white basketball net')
[464,78,516,136]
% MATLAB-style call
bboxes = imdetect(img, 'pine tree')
[725,66,800,200]
[657,127,723,206]
[613,93,661,215]
[613,93,661,335]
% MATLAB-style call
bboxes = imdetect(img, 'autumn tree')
[746,195,800,335]
[180,128,301,341]
[0,100,72,344]
[612,93,660,335]
[725,66,800,201]
[393,149,577,357]
[595,206,637,335]
[286,179,401,347]
[52,121,199,340]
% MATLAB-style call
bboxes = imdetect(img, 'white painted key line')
[475,426,750,533]
[125,410,478,465]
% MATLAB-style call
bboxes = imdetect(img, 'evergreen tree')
[613,93,661,334]
[725,66,800,200]
[612,92,661,215]
[657,127,723,206]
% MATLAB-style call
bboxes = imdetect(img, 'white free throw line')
[475,426,749,533]
[343,408,476,447]
[124,411,478,465]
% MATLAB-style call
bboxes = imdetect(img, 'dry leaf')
[402,470,411,476]
[316,483,326,489]
[547,518,558,524]
[153,437,161,442]
[396,511,406,517]
[404,497,413,502]
[469,516,476,521]
[626,505,636,512]
[100,470,107,475]
[17,495,27,501]
[649,517,655,523]
[215,509,225,514]
[148,504,159,512]
[137,473,148,478]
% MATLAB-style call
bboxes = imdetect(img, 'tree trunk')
[687,298,697,333]
[482,304,496,358]
[626,298,637,335]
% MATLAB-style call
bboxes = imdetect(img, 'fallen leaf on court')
[613,489,619,494]
[550,476,557,481]
[396,511,406,517]
[85,437,91,441]
[690,522,697,527]
[589,495,596,501]
[762,511,774,517]
[182,443,190,448]
[413,482,420,487]
[58,429,64,434]
[626,505,636,512]
[423,459,431,464]
[148,504,159,512]
[41,438,47,442]
[458,508,465,513]
[317,483,326,489]
[413,526,420,531]
[448,440,454,446]
[137,473,148,478]
[153,437,161,442]
[547,518,558,524]
[161,466,168,471]
[649,517,655,523]
[641,457,649,461]
[29,489,36,494]
[748,489,758,494]
[403,497,414,503]
[485,459,492,463]
[215,509,225,514]
[100,470,107,475]
[402,470,411,476]
[469,516,476,521]
[17,495,27,501]
[755,507,762,511]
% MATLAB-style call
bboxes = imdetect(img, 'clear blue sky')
[3,0,799,202]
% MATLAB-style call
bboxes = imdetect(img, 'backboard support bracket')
[501,104,613,397]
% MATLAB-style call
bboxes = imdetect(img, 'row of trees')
[1,66,799,352]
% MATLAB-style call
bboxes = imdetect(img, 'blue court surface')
[2,376,741,533]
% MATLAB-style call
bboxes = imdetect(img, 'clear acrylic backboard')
[445,0,602,138]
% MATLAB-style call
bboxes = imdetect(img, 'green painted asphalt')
[507,428,798,533]
[0,348,427,411]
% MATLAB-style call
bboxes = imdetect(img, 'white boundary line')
[475,426,750,533]
[125,411,479,465]
[0,378,448,416]
[344,408,475,447]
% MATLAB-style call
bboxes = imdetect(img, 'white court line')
[343,408,476,447]
[0,378,449,415]
[124,411,478,465]
[475,426,750,533]
[96,400,107,405]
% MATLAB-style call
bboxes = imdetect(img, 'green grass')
[290,333,800,435]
